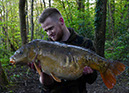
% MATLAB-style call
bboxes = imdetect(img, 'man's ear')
[59,17,64,25]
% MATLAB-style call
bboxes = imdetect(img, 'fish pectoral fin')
[50,72,61,82]
[34,62,41,76]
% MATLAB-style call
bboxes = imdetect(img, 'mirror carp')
[10,39,125,89]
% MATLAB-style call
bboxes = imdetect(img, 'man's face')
[41,17,63,41]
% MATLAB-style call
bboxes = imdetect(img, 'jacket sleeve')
[83,39,95,52]
[81,39,98,84]
[82,69,97,84]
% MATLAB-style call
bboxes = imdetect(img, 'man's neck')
[61,28,70,42]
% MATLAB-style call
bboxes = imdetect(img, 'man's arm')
[83,68,98,84]
[81,39,98,84]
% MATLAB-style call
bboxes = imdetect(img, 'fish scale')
[10,39,125,89]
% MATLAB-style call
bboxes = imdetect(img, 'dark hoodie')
[42,28,98,93]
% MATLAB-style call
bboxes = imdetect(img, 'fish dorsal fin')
[50,73,61,82]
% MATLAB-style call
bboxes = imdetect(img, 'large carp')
[10,39,125,89]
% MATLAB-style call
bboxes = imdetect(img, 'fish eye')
[19,51,23,54]
[15,50,23,55]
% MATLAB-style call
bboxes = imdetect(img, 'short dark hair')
[39,8,62,23]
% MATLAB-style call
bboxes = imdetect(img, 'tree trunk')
[76,0,85,19]
[40,0,43,9]
[61,0,70,23]
[76,0,85,12]
[110,0,115,38]
[43,0,46,9]
[2,23,16,51]
[107,0,115,40]
[125,0,129,29]
[0,61,9,89]
[49,0,51,7]
[76,0,86,37]
[31,0,34,41]
[19,0,28,45]
[66,0,73,22]
[94,0,107,57]
[107,0,111,39]
[87,0,90,17]
[2,1,10,51]
[26,0,29,36]
[127,0,129,29]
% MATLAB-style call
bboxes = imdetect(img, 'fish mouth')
[10,58,16,65]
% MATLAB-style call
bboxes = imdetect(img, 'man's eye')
[49,27,54,30]
[48,26,54,31]
[44,30,47,32]
[44,26,54,32]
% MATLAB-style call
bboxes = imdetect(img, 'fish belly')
[40,55,85,80]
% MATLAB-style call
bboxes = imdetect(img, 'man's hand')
[39,72,54,86]
[28,62,36,70]
[83,66,93,75]
[28,62,41,71]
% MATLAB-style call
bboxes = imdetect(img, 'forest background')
[0,0,129,92]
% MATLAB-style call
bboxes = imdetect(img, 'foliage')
[0,0,129,65]
[0,46,13,66]
[53,0,95,39]
[105,31,129,61]
[105,0,129,61]
[0,1,128,90]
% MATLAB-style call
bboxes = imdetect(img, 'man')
[38,8,97,93]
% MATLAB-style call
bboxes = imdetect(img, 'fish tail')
[100,61,125,89]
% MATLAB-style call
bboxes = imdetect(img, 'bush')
[105,31,129,61]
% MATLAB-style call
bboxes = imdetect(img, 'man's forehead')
[45,17,54,23]
[41,18,49,25]
[42,17,57,29]
[42,25,53,31]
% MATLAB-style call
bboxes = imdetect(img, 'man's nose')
[47,30,52,36]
